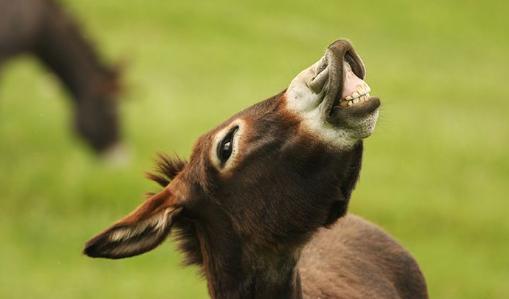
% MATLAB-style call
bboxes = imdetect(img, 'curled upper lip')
[308,40,366,117]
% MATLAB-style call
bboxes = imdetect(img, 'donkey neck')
[195,220,303,299]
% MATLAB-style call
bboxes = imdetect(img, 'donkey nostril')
[317,62,327,75]
[344,51,364,80]
[308,60,329,93]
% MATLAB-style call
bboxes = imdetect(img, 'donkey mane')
[146,154,203,267]
[146,154,187,187]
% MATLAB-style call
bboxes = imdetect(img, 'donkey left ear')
[84,187,182,259]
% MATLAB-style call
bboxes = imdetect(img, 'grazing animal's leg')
[31,0,121,153]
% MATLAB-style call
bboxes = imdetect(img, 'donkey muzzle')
[309,39,380,123]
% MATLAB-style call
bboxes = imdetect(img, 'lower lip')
[333,96,380,115]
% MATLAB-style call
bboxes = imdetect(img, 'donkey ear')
[84,188,182,259]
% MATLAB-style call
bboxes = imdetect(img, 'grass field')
[1,0,508,298]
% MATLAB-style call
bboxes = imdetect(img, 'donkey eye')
[217,126,239,165]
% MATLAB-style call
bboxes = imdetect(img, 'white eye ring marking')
[210,119,246,171]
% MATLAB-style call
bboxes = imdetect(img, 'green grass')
[1,0,508,298]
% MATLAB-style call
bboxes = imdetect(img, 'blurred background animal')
[0,0,121,153]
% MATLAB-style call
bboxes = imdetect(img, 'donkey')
[84,40,428,299]
[0,0,121,153]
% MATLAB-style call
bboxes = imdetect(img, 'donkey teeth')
[339,92,371,108]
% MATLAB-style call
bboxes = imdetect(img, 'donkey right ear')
[84,188,182,259]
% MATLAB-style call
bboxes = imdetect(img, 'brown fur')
[300,215,427,299]
[0,0,121,152]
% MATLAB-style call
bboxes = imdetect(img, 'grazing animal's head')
[84,40,379,263]
[73,65,122,154]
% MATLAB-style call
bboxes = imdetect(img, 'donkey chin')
[286,39,380,149]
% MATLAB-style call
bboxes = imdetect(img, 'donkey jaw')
[285,40,380,149]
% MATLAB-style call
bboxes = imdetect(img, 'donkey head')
[84,40,379,265]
